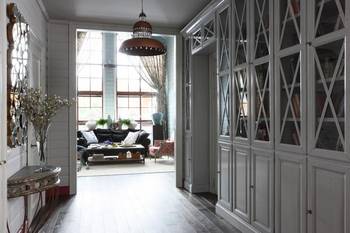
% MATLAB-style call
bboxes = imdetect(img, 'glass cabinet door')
[217,4,231,140]
[252,0,272,145]
[309,0,346,156]
[218,6,230,74]
[275,0,305,152]
[233,0,248,66]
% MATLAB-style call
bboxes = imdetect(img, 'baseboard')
[184,182,210,193]
[191,183,210,193]
[216,204,260,233]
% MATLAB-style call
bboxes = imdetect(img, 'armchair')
[149,140,174,162]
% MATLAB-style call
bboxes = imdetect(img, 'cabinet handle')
[217,171,221,174]
[306,210,312,215]
[0,160,6,165]
[31,144,37,148]
[250,185,254,189]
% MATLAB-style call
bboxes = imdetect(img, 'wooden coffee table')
[86,144,146,165]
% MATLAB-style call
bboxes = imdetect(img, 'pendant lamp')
[119,0,166,56]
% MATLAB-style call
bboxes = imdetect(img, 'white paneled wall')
[47,22,71,187]
[5,0,48,232]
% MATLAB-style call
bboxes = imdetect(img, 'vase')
[152,112,163,125]
[129,121,137,129]
[35,139,50,172]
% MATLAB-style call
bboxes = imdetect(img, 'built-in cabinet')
[182,0,350,232]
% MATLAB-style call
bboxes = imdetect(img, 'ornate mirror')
[7,3,29,147]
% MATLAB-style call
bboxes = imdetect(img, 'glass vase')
[35,138,50,172]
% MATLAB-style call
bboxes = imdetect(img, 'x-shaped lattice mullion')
[315,0,345,36]
[254,0,269,56]
[279,57,301,140]
[220,78,230,133]
[254,66,270,138]
[234,71,249,136]
[204,21,215,35]
[219,15,229,70]
[279,0,300,49]
[314,45,345,147]
[234,0,247,63]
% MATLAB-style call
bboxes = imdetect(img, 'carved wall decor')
[7,3,29,147]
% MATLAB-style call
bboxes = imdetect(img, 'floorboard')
[40,172,240,233]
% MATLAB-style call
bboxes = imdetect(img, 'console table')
[7,165,61,233]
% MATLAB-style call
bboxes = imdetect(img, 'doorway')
[75,29,177,177]
[183,41,218,202]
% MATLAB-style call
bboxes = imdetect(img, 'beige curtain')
[139,55,168,136]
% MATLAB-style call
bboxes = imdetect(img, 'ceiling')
[42,0,211,29]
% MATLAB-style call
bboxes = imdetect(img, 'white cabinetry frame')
[181,0,350,232]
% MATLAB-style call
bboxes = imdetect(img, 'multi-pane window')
[116,32,157,131]
[76,30,158,132]
[77,31,103,129]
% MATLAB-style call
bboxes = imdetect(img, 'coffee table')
[85,144,146,165]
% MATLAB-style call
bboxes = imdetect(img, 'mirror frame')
[6,3,29,148]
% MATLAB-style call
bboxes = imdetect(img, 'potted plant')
[119,118,131,130]
[96,118,108,128]
[20,88,72,172]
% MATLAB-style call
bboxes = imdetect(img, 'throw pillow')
[136,131,150,144]
[123,131,139,145]
[81,131,98,145]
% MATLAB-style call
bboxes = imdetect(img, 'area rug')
[77,157,175,177]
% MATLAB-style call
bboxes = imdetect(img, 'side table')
[7,166,61,233]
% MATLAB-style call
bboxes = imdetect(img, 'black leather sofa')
[77,128,151,157]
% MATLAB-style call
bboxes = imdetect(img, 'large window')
[77,30,157,132]
[77,31,103,129]
[116,33,157,132]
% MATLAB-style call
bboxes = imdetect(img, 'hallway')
[42,172,240,233]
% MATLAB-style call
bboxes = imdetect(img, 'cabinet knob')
[306,210,312,215]
[0,160,6,165]
[250,185,254,189]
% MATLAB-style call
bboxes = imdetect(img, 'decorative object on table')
[7,3,29,148]
[106,115,113,129]
[7,165,61,233]
[20,88,71,172]
[96,118,108,128]
[119,0,166,56]
[85,120,97,131]
[152,112,163,125]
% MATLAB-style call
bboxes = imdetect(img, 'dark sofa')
[77,128,151,157]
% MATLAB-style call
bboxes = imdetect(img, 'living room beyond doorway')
[75,29,176,177]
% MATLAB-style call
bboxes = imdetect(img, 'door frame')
[68,23,182,193]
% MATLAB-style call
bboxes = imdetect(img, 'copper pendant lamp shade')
[119,0,166,56]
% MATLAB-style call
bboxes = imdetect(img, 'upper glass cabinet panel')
[233,0,248,65]
[218,7,230,73]
[280,0,301,49]
[280,53,301,146]
[219,74,231,137]
[314,39,345,151]
[315,0,345,37]
[254,0,270,59]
